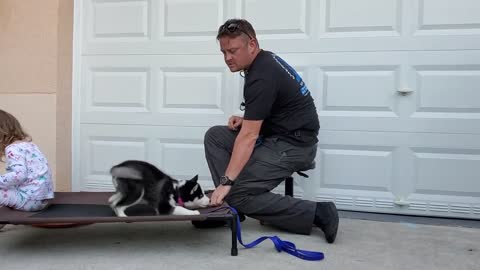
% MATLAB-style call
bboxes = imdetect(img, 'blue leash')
[229,207,324,261]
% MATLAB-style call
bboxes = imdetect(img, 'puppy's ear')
[189,175,199,183]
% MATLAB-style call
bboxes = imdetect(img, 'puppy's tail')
[110,166,142,180]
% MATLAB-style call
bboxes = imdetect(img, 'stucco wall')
[0,0,73,191]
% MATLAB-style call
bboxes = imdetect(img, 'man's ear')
[248,39,257,54]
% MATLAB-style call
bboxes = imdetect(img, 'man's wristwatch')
[219,175,235,186]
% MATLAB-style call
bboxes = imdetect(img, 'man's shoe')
[314,202,339,243]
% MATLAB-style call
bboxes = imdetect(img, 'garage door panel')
[416,0,480,34]
[87,0,151,42]
[319,146,395,192]
[160,140,211,183]
[412,66,480,115]
[161,0,225,38]
[313,132,400,207]
[322,0,400,36]
[240,0,310,38]
[412,149,480,197]
[280,52,404,125]
[160,68,225,112]
[81,55,233,126]
[321,66,400,113]
[80,134,148,191]
[406,53,480,134]
[77,125,213,191]
[85,67,150,113]
[314,55,404,132]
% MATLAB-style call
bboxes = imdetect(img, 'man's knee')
[225,187,252,213]
[225,195,248,213]
[204,125,227,145]
[205,125,238,155]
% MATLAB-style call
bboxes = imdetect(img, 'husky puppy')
[108,160,210,217]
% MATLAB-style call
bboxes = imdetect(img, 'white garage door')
[73,0,480,219]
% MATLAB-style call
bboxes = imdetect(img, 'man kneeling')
[193,18,338,244]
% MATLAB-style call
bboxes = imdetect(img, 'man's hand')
[210,185,232,206]
[228,116,243,131]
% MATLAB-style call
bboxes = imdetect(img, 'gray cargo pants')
[204,125,317,235]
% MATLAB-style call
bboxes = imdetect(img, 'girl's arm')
[0,146,27,188]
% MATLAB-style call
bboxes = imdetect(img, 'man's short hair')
[216,18,257,40]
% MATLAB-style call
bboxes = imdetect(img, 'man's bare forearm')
[224,133,257,180]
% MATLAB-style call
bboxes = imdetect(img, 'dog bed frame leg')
[230,214,238,256]
[285,176,294,197]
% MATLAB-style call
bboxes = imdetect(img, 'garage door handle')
[397,88,414,96]
[394,197,410,206]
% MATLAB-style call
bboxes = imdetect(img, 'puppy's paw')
[108,192,121,204]
[113,207,128,217]
[183,209,200,215]
[172,206,200,215]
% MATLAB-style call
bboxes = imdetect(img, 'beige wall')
[0,0,73,191]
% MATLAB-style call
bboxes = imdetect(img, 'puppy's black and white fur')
[108,160,210,217]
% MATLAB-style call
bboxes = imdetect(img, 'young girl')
[0,109,54,212]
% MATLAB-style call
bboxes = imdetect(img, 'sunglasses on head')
[220,23,253,39]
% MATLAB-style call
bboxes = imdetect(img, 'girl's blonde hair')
[0,110,31,159]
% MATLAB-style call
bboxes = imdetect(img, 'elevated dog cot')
[0,192,240,255]
[0,176,300,257]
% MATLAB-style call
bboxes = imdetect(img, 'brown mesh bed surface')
[0,192,239,255]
